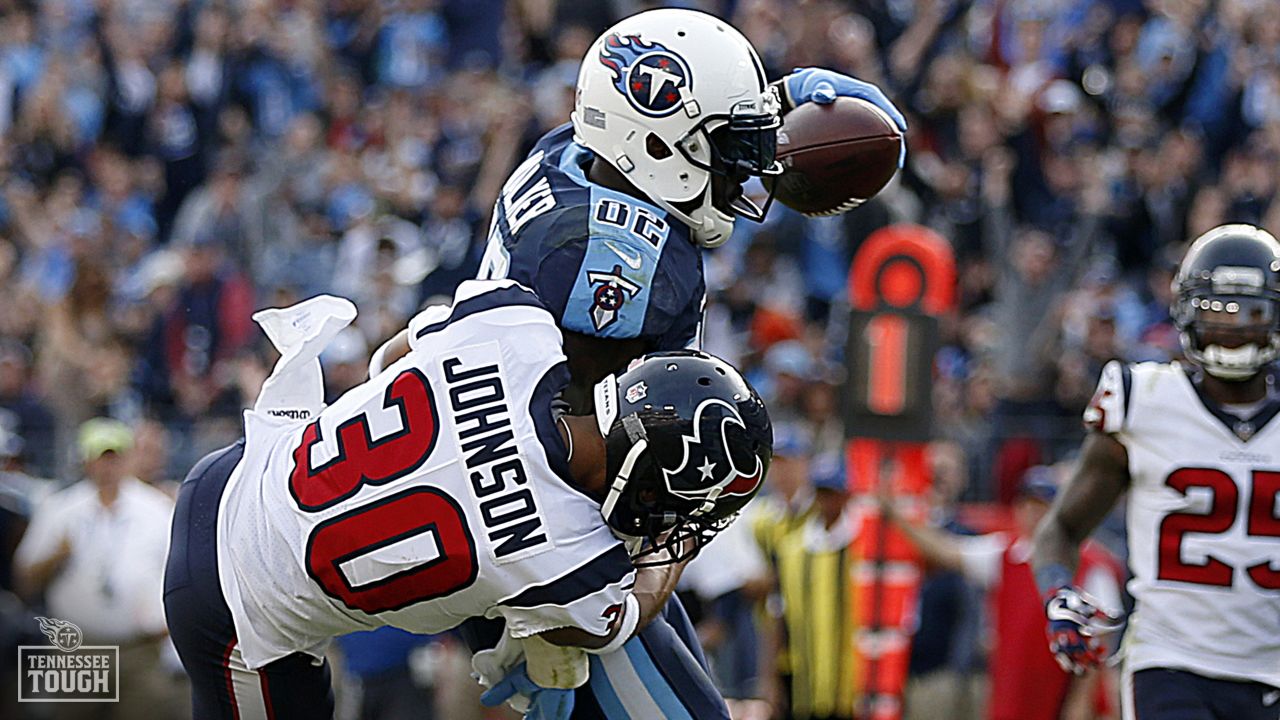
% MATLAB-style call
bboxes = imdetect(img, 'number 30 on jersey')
[289,369,479,614]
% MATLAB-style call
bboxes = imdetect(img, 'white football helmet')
[572,9,782,247]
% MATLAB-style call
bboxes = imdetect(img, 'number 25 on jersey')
[1159,468,1280,590]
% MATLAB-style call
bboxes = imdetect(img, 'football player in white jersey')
[1032,224,1280,720]
[163,279,772,720]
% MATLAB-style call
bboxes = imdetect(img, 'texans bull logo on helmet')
[660,397,764,509]
[598,33,692,118]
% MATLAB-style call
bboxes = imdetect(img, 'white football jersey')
[217,280,635,669]
[1089,360,1280,686]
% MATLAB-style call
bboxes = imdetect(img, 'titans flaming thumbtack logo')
[598,34,692,118]
[19,617,118,703]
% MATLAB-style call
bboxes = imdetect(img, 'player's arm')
[1031,431,1129,591]
[1035,358,1132,591]
[1031,430,1129,674]
[560,331,650,413]
[368,329,410,378]
[538,550,691,651]
[480,551,692,712]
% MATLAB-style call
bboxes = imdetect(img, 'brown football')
[768,97,903,216]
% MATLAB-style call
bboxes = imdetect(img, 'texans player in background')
[1032,224,1280,720]
[366,8,906,719]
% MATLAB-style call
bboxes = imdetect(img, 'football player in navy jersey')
[370,8,905,718]
[377,8,905,412]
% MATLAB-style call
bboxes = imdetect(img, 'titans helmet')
[592,351,772,564]
[1171,224,1280,380]
[572,9,782,248]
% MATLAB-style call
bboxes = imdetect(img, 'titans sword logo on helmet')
[598,33,692,118]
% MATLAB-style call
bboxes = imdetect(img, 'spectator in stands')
[170,152,260,275]
[0,420,41,595]
[680,504,770,700]
[751,424,814,567]
[129,419,179,498]
[14,418,178,718]
[141,232,254,428]
[903,441,984,720]
[770,453,859,720]
[0,340,55,477]
[883,466,1123,720]
[749,424,814,716]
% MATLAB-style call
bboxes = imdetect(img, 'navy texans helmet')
[1171,224,1280,380]
[593,350,772,565]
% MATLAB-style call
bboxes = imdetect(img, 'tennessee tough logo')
[598,33,691,117]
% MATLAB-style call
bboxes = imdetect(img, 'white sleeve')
[493,545,637,640]
[1083,360,1129,434]
[14,495,67,571]
[956,533,1009,590]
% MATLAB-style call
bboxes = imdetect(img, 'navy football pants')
[1128,668,1280,720]
[164,441,336,720]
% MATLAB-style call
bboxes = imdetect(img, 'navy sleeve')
[505,203,704,346]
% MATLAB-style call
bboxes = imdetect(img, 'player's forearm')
[632,557,688,629]
[537,559,687,653]
[1031,514,1081,594]
[1031,432,1129,594]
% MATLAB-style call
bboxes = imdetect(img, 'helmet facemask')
[674,97,783,225]
[1175,293,1280,381]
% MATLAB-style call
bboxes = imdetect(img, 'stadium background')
[0,0,1272,718]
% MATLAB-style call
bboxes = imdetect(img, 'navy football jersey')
[478,124,704,351]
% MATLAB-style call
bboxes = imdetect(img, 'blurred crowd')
[2,0,1277,718]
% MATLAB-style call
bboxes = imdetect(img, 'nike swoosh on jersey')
[603,240,643,270]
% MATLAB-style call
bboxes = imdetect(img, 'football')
[768,97,903,216]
